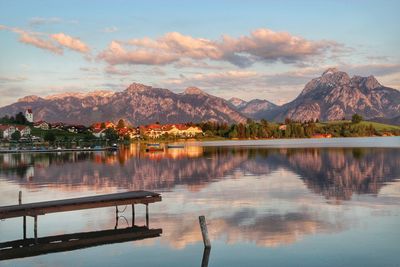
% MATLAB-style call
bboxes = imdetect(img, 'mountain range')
[0,68,399,125]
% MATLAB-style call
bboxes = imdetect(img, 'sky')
[0,0,399,107]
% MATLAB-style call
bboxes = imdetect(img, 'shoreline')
[0,147,117,154]
[1,136,399,153]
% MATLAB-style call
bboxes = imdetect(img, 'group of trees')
[0,112,30,125]
[197,119,320,139]
[197,114,393,139]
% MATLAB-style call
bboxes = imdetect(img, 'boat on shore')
[145,147,164,152]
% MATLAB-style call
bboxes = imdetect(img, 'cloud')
[342,63,400,77]
[51,33,90,53]
[29,17,78,26]
[98,41,178,65]
[0,76,28,83]
[102,26,119,33]
[19,31,63,54]
[1,25,89,55]
[29,17,62,26]
[165,70,258,86]
[98,28,344,67]
[104,65,131,76]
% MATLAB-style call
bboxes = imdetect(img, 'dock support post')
[145,204,149,228]
[34,216,38,244]
[132,204,135,226]
[19,191,26,239]
[114,206,119,229]
[199,215,211,248]
[23,216,26,239]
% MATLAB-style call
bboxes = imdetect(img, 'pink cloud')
[98,28,343,67]
[51,33,90,53]
[98,41,177,65]
[19,31,63,54]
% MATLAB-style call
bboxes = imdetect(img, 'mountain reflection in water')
[0,142,400,267]
[0,145,398,201]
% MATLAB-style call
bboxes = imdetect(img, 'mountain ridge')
[1,69,399,125]
[0,83,247,126]
[257,69,400,122]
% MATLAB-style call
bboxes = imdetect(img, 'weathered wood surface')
[0,191,161,219]
[0,226,162,260]
[199,215,211,248]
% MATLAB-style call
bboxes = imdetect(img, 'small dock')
[0,191,162,244]
[0,191,161,219]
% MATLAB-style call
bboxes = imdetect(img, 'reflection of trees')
[1,146,399,200]
[280,148,400,200]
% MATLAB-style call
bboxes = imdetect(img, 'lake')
[1,137,400,266]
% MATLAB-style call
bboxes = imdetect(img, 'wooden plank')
[0,226,162,260]
[0,191,161,219]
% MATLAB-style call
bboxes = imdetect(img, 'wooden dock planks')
[0,191,161,219]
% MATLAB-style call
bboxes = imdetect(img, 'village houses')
[0,124,31,139]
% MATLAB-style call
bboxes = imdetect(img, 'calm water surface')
[0,137,400,266]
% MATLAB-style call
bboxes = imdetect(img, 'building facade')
[25,109,33,123]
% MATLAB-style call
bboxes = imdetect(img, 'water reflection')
[1,145,399,201]
[0,142,399,266]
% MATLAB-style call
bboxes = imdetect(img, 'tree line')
[196,114,399,139]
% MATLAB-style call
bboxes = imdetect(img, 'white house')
[25,109,33,123]
[92,128,106,138]
[0,125,16,139]
[16,125,31,136]
[33,121,49,130]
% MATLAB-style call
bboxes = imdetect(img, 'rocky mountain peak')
[126,82,152,92]
[322,68,339,76]
[183,87,208,95]
[18,95,42,102]
[228,97,247,108]
[301,68,350,96]
[352,75,381,90]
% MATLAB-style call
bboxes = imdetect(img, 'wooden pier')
[0,191,162,244]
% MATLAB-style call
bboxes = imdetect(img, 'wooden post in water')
[132,204,135,226]
[19,191,27,239]
[23,216,26,239]
[199,215,211,248]
[34,216,38,244]
[114,206,119,229]
[145,204,149,228]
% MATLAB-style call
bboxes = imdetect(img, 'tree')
[11,131,21,141]
[104,128,119,141]
[117,119,125,129]
[351,114,363,124]
[44,132,56,143]
[15,112,28,125]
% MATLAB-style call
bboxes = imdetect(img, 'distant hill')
[368,115,400,126]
